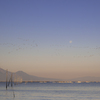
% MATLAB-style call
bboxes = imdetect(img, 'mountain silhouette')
[1,68,100,81]
[0,68,57,81]
[68,76,100,81]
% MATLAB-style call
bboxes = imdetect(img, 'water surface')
[0,82,100,100]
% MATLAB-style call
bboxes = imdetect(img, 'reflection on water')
[0,82,100,100]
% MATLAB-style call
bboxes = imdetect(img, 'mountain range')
[0,68,58,81]
[0,67,100,81]
[67,76,100,81]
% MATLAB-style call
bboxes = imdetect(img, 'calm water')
[0,82,100,100]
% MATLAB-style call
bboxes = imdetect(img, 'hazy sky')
[0,0,100,80]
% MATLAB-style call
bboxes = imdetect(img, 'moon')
[69,41,72,43]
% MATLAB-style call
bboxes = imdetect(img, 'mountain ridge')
[67,76,100,81]
[0,68,59,81]
[0,68,100,81]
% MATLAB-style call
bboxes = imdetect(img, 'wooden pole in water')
[6,70,8,89]
[11,73,13,87]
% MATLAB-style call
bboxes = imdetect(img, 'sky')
[0,0,100,80]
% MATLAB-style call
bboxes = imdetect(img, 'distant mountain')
[0,68,12,81]
[68,76,100,81]
[0,68,58,81]
[14,70,56,81]
[1,68,100,82]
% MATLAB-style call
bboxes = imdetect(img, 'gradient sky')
[0,0,100,80]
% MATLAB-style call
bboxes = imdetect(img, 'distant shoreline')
[1,80,100,83]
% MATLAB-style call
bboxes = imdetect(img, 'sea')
[0,82,100,100]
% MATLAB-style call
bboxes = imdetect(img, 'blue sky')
[0,0,100,80]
